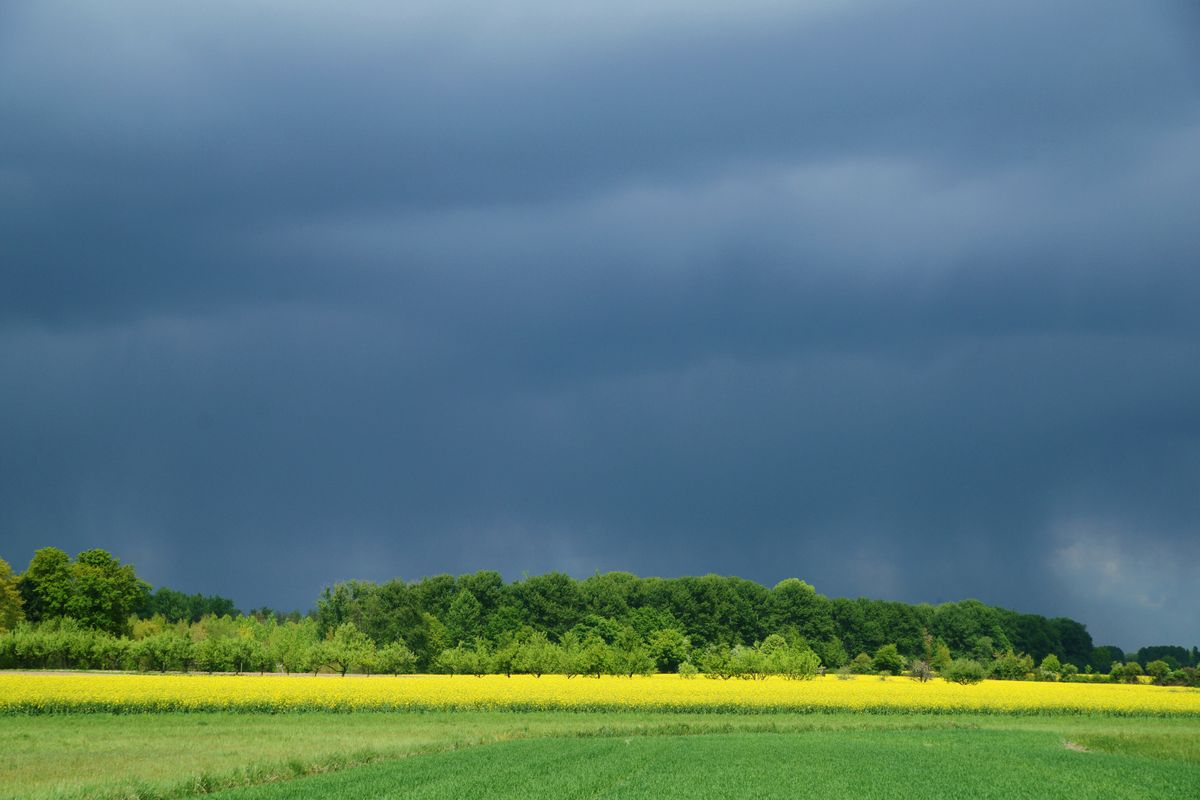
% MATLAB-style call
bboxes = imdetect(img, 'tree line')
[1,547,1197,684]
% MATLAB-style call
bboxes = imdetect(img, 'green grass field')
[2,712,1197,800]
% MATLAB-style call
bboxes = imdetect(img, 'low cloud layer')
[3,0,1198,649]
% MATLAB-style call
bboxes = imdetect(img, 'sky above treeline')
[2,1,1198,650]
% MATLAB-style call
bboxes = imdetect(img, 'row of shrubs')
[893,654,1200,687]
[3,619,1197,687]
[0,620,821,680]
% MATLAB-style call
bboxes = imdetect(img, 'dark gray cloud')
[2,0,1198,649]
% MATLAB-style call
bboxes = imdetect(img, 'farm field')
[1,674,1198,799]
[2,710,1199,799]
[209,728,1200,800]
[4,672,1198,715]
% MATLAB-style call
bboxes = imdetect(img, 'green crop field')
[211,730,1199,800]
[2,712,1197,800]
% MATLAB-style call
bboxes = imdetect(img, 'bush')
[990,651,1033,681]
[729,644,769,680]
[677,661,698,679]
[1038,654,1062,680]
[1162,667,1200,688]
[1110,661,1144,684]
[943,658,986,685]
[871,644,906,675]
[849,652,875,674]
[770,646,821,680]
[1145,660,1171,683]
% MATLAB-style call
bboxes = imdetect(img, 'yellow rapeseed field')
[1,673,1198,715]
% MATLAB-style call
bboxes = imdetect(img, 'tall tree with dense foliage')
[67,549,150,636]
[446,588,484,645]
[0,558,24,632]
[17,547,148,636]
[766,579,835,642]
[17,547,74,621]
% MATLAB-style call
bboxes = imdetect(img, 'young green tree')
[930,640,953,672]
[513,631,558,677]
[607,628,654,678]
[378,640,417,675]
[697,645,734,679]
[269,619,318,675]
[193,635,227,673]
[437,643,468,675]
[578,636,610,678]
[943,658,986,685]
[557,630,585,678]
[225,636,257,675]
[492,637,520,677]
[325,622,375,677]
[770,644,821,680]
[728,643,769,680]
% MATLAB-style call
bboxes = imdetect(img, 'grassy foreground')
[1,711,1198,799]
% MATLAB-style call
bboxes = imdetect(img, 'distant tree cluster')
[2,548,1197,685]
[307,573,1105,674]
[142,588,239,624]
[1,548,240,636]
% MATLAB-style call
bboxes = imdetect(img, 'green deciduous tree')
[766,579,835,642]
[1038,653,1062,681]
[378,640,417,675]
[327,622,375,676]
[871,644,906,675]
[0,558,24,632]
[17,547,73,622]
[68,549,150,636]
[514,631,558,677]
[446,588,483,645]
[646,627,690,673]
[606,627,654,678]
[1145,660,1171,683]
[990,651,1034,680]
[943,658,985,685]
[850,652,875,674]
[18,548,148,636]
[769,643,821,680]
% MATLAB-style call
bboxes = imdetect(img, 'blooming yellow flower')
[1,673,1197,716]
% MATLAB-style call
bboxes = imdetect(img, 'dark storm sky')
[2,1,1198,649]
